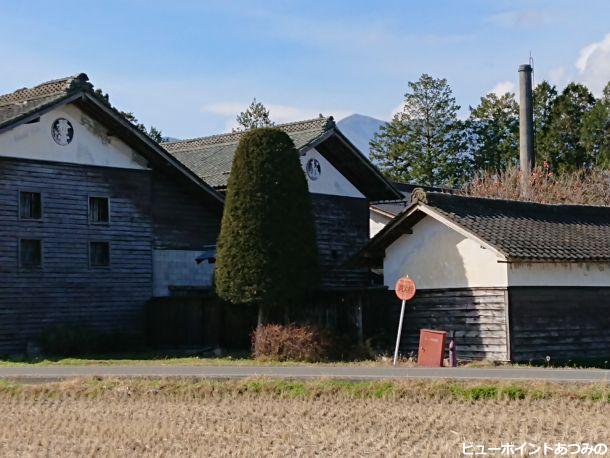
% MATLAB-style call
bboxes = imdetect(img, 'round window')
[306,158,321,181]
[51,118,74,145]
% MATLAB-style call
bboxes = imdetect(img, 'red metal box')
[417,329,447,367]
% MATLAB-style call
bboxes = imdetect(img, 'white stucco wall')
[508,262,610,287]
[384,215,508,290]
[300,147,364,198]
[370,210,392,238]
[382,213,610,290]
[152,250,215,297]
[0,104,149,169]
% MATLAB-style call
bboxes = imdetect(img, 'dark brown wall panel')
[0,157,153,353]
[310,194,370,290]
[368,288,509,361]
[509,286,610,361]
[152,170,221,250]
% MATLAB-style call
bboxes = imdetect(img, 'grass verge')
[0,377,608,402]
[0,352,608,369]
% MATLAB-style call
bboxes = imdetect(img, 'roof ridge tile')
[0,73,90,107]
[163,116,334,152]
[423,190,610,212]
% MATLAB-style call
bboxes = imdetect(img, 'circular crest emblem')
[306,158,321,180]
[51,118,74,146]
[395,276,416,301]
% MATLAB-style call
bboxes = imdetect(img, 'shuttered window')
[90,241,110,267]
[19,192,42,220]
[89,197,109,223]
[20,239,42,267]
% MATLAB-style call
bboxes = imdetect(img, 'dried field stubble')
[0,378,607,457]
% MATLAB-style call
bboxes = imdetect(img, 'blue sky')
[1,0,609,138]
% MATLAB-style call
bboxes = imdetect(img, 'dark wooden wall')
[152,170,221,250]
[0,157,153,354]
[366,288,509,361]
[509,286,610,362]
[310,194,370,290]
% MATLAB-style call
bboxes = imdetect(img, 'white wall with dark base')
[379,212,610,362]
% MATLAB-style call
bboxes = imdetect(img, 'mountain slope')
[337,114,386,158]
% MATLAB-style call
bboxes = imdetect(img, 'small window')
[20,239,42,267]
[19,191,42,220]
[90,241,110,267]
[89,197,109,223]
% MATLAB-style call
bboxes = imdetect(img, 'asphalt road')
[0,365,608,383]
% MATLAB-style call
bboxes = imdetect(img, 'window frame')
[89,240,111,268]
[18,238,43,269]
[88,196,111,225]
[18,190,43,221]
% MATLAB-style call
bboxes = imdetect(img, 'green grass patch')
[0,352,385,367]
[1,351,609,369]
[0,378,606,403]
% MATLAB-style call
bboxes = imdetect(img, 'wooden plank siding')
[310,194,370,290]
[509,286,610,362]
[367,288,510,361]
[0,157,153,354]
[152,170,221,251]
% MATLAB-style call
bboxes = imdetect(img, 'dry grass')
[0,378,607,457]
[463,164,610,205]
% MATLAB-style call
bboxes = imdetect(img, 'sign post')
[393,276,416,366]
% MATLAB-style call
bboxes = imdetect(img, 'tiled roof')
[370,202,409,217]
[0,74,224,206]
[374,190,610,263]
[371,183,454,218]
[162,117,335,188]
[0,74,91,129]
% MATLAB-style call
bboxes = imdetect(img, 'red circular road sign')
[395,276,416,301]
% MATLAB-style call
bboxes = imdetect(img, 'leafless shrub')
[251,324,332,362]
[463,164,610,206]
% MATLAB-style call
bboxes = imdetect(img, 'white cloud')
[203,101,352,132]
[575,33,610,96]
[490,81,515,95]
[576,43,599,73]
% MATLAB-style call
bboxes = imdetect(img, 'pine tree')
[544,83,596,171]
[532,81,558,165]
[581,82,610,168]
[370,74,468,186]
[468,92,519,172]
[214,128,318,326]
[234,98,274,132]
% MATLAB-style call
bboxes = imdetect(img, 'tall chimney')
[519,64,534,189]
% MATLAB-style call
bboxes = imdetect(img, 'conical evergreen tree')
[215,128,319,325]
